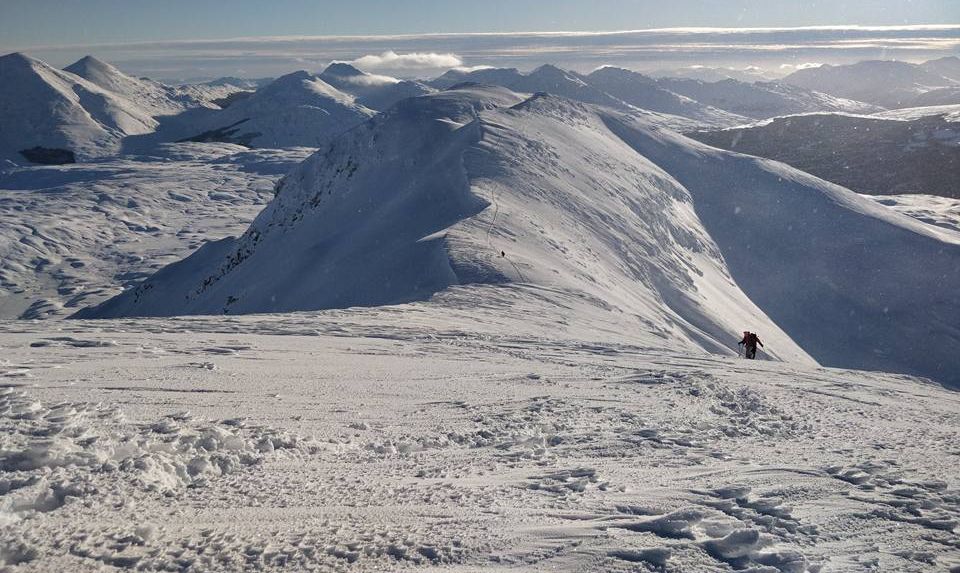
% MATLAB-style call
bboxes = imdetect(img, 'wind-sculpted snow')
[0,313,957,570]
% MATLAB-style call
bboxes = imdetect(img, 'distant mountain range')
[783,58,959,108]
[4,52,960,168]
[689,108,960,198]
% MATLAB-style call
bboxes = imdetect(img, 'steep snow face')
[784,60,956,108]
[585,66,749,126]
[655,77,881,119]
[319,62,435,111]
[606,116,960,386]
[689,112,960,198]
[0,53,157,163]
[64,56,212,116]
[177,71,376,148]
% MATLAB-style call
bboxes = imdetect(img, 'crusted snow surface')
[0,143,313,319]
[0,308,958,571]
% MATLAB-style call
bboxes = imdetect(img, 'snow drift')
[77,85,960,386]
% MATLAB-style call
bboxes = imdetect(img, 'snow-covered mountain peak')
[322,62,367,77]
[0,51,39,69]
[0,52,158,162]
[64,55,118,80]
[588,65,656,85]
[260,70,358,105]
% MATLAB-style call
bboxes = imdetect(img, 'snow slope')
[0,53,157,163]
[689,111,960,197]
[1,307,958,571]
[319,62,434,111]
[784,60,956,109]
[654,77,881,119]
[79,87,960,387]
[173,71,376,148]
[64,56,214,116]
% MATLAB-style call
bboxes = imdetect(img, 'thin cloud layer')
[12,26,960,81]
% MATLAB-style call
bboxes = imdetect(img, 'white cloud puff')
[351,51,463,71]
[780,62,824,71]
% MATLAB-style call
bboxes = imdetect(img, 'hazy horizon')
[4,25,959,82]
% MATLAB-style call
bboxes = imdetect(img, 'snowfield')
[0,303,958,571]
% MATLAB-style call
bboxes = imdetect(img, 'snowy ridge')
[0,53,157,163]
[0,143,311,319]
[77,86,810,364]
[64,56,214,116]
[77,87,960,386]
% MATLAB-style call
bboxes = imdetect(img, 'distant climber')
[738,331,763,359]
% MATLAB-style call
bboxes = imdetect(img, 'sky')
[1,1,958,79]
